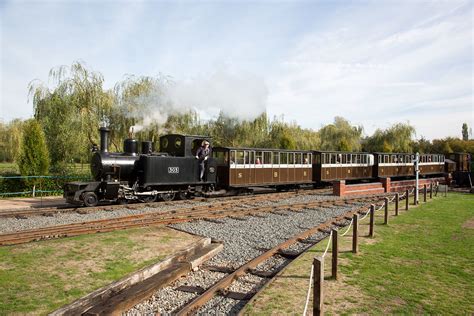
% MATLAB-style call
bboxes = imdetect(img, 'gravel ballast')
[0,191,346,234]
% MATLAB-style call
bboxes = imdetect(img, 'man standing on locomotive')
[196,140,211,181]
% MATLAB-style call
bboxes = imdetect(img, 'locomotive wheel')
[160,192,176,201]
[178,191,190,200]
[141,195,158,203]
[83,192,98,207]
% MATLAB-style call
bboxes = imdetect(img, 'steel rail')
[175,205,368,315]
[0,196,383,246]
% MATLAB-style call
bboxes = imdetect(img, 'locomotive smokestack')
[99,126,110,153]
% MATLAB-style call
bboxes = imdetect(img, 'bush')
[18,120,50,178]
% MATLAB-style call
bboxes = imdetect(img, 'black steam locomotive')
[64,127,217,206]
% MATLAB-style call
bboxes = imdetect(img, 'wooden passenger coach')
[374,153,415,178]
[419,154,445,175]
[213,147,312,188]
[313,151,374,182]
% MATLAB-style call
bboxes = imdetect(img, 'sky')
[0,0,473,140]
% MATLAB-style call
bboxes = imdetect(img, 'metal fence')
[0,175,90,198]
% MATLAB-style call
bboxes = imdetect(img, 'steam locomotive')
[64,127,217,206]
[64,126,472,207]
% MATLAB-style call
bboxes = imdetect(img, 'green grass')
[245,193,474,315]
[0,226,198,315]
[339,193,474,314]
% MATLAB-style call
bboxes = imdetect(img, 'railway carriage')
[213,147,313,189]
[418,154,445,175]
[374,153,415,178]
[313,151,374,182]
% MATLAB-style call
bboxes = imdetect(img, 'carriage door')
[272,152,280,183]
[247,151,256,184]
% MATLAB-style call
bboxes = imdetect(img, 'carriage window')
[230,151,236,164]
[347,155,352,164]
[256,151,263,165]
[236,151,245,164]
[273,152,280,164]
[264,152,272,164]
[296,153,302,164]
[303,153,310,164]
[281,152,288,164]
[384,155,389,163]
[244,151,250,164]
[362,155,366,164]
[309,153,313,164]
[289,153,295,164]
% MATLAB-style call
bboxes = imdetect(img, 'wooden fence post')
[445,185,448,197]
[405,189,409,210]
[369,204,375,237]
[430,182,433,199]
[423,185,427,202]
[384,197,389,225]
[352,214,359,253]
[313,257,323,316]
[331,228,338,280]
[395,193,399,216]
[413,186,417,205]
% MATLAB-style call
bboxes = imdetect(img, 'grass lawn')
[0,226,199,315]
[244,192,474,315]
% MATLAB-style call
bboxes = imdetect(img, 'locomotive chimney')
[99,126,110,153]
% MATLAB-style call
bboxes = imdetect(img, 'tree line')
[1,61,473,177]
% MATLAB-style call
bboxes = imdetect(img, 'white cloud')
[267,1,473,139]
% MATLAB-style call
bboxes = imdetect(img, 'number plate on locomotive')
[168,167,179,174]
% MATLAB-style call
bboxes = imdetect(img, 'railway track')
[177,205,366,315]
[0,187,332,219]
[121,200,380,315]
[0,193,380,246]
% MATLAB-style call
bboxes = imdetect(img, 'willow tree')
[318,117,363,151]
[363,123,416,153]
[28,61,114,169]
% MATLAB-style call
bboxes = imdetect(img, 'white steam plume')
[128,70,268,131]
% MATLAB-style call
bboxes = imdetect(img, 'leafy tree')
[18,120,50,176]
[29,61,114,169]
[363,123,415,153]
[462,123,469,141]
[319,117,362,151]
[0,119,24,162]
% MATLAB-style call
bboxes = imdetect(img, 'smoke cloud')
[128,70,268,132]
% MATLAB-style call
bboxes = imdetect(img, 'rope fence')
[303,184,444,314]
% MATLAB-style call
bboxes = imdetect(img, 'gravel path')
[171,203,364,269]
